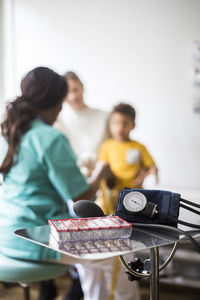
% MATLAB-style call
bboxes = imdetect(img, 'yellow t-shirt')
[97,138,155,214]
[99,138,155,190]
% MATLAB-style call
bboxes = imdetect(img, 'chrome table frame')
[15,226,200,300]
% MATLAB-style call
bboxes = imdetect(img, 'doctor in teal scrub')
[0,67,111,263]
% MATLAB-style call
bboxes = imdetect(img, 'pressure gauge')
[123,191,147,213]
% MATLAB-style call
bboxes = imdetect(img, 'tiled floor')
[0,277,69,300]
[0,276,200,300]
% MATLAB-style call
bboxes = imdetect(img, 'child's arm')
[145,164,159,186]
[132,164,158,188]
[132,143,159,188]
[147,164,158,179]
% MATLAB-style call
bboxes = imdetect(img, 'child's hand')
[95,161,116,189]
[106,173,116,189]
[93,161,113,181]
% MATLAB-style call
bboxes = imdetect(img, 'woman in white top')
[55,71,109,164]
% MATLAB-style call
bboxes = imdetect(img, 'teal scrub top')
[0,120,88,261]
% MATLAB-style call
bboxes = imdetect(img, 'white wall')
[0,0,16,115]
[0,0,5,112]
[3,0,200,190]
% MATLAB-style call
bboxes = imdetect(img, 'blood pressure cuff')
[115,188,181,227]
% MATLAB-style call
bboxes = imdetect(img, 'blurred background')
[1,0,200,192]
[0,1,200,298]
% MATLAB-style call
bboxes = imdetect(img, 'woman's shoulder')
[23,119,68,149]
[85,107,109,119]
[31,119,61,136]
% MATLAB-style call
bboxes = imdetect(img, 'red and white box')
[48,216,132,242]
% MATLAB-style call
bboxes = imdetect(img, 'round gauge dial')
[123,191,147,213]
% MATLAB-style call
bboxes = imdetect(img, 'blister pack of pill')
[49,235,132,255]
[48,216,132,242]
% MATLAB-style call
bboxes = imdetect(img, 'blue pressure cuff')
[116,188,181,227]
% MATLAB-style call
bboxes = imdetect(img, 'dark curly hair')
[0,67,67,174]
[111,102,136,122]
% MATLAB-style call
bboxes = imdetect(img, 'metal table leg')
[150,247,159,300]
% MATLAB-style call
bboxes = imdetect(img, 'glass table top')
[14,225,200,263]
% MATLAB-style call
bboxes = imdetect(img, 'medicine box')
[48,216,132,242]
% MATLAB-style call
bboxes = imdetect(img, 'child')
[96,102,158,215]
